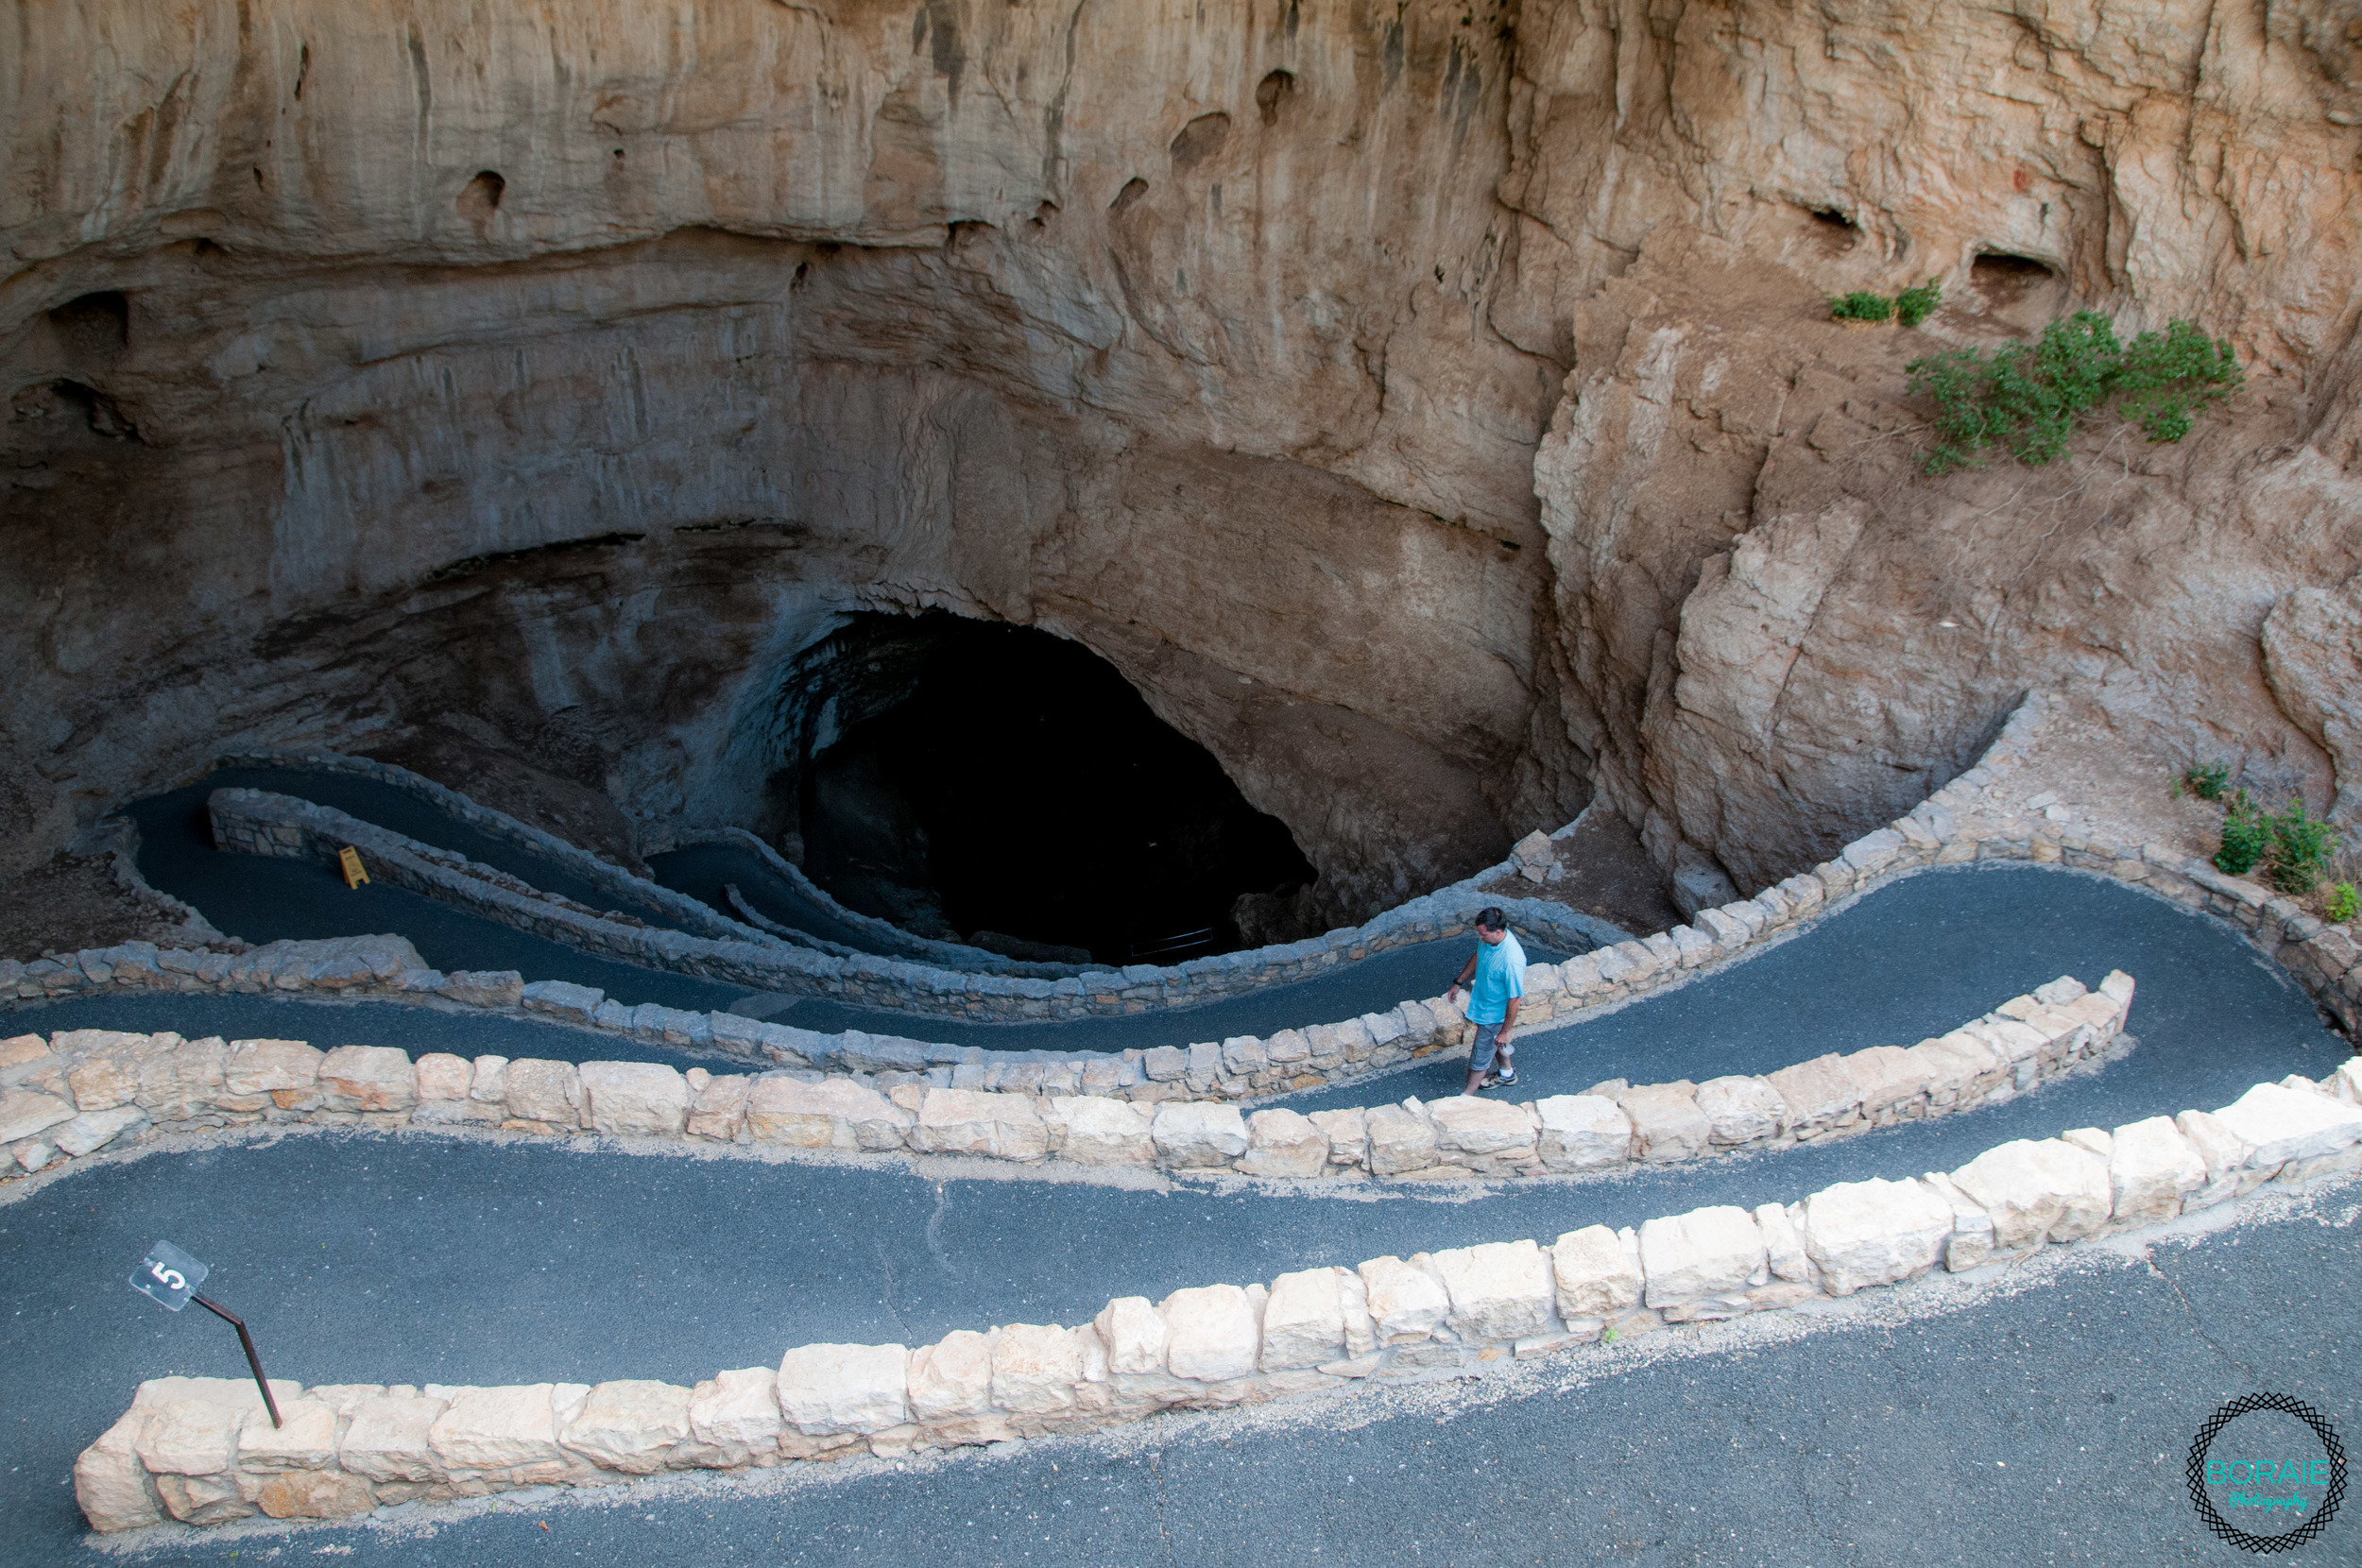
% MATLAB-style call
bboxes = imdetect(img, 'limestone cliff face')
[4,0,2359,913]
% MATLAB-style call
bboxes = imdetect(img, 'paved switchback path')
[117,775,1563,1050]
[1,865,2355,1563]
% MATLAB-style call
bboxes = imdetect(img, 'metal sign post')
[128,1240,282,1427]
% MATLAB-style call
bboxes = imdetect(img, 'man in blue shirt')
[1446,907,1525,1095]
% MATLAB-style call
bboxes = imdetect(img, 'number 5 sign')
[129,1240,209,1310]
[127,1239,282,1427]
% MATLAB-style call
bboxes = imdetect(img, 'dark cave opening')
[1971,251,2062,309]
[779,614,1315,964]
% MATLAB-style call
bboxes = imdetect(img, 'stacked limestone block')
[77,1059,2362,1533]
[2,976,2134,1186]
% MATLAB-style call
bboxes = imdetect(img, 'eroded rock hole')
[458,171,505,229]
[18,379,139,440]
[1971,251,2066,332]
[1256,69,1296,126]
[773,614,1313,963]
[1798,205,1857,257]
[1169,112,1231,170]
[1971,251,2057,304]
[48,291,129,358]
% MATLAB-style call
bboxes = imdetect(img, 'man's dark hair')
[1475,907,1507,932]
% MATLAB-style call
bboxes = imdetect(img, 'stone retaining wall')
[0,974,2136,1187]
[20,697,2358,1117]
[210,756,779,946]
[693,825,1093,976]
[218,749,1635,981]
[72,1061,2362,1533]
[205,787,1618,1023]
[216,751,1074,978]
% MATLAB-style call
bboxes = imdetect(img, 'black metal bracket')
[192,1294,282,1427]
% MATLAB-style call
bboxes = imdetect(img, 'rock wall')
[6,0,2361,911]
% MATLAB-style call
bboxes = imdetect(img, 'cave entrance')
[774,613,1314,964]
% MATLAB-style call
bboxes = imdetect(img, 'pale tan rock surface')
[2107,1116,2209,1225]
[1151,1103,1250,1167]
[1637,1207,1766,1307]
[1534,1095,1631,1168]
[1429,1240,1557,1342]
[1800,1178,1954,1297]
[560,1381,690,1474]
[1549,1225,1642,1320]
[989,1324,1084,1415]
[688,1368,782,1458]
[1238,1107,1329,1178]
[428,1386,569,1475]
[337,1390,451,1483]
[1259,1268,1352,1372]
[775,1344,910,1436]
[8,0,2358,903]
[1160,1285,1261,1382]
[1094,1298,1172,1377]
[1357,1256,1450,1344]
[1950,1138,2114,1252]
[745,1078,910,1150]
[1051,1095,1155,1166]
[317,1046,417,1113]
[73,1409,163,1533]
[912,1089,1048,1162]
[501,1061,582,1127]
[907,1333,995,1423]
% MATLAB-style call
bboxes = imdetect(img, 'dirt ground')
[0,851,224,963]
[1480,807,1686,937]
[1964,695,2357,923]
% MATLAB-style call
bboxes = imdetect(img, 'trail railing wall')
[0,972,2131,1187]
[69,1064,2362,1531]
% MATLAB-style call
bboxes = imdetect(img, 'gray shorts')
[1469,1020,1512,1075]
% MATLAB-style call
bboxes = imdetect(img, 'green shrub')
[1894,279,1943,328]
[2264,800,2337,895]
[2327,882,2358,925]
[1828,290,1893,323]
[2214,792,2268,877]
[2116,319,2246,444]
[1906,311,2242,473]
[2180,761,2231,801]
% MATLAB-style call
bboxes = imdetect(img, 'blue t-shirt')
[1465,930,1527,1024]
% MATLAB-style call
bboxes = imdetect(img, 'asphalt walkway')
[3,864,2355,1562]
[116,773,1566,1051]
[644,839,944,957]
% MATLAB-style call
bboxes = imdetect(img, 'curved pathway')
[120,770,1569,1050]
[4,864,2355,1562]
[128,770,686,929]
[13,1213,2347,1566]
[644,839,983,962]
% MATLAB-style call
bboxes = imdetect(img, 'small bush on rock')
[1894,279,1943,328]
[1828,290,1893,322]
[1908,311,2241,473]
[2180,760,2231,801]
[2179,761,2231,801]
[2326,882,2358,925]
[2265,801,2337,895]
[2214,792,2268,878]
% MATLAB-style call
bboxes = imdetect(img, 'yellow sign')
[337,845,369,888]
